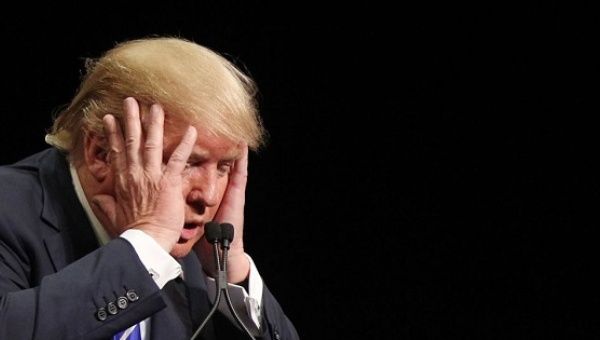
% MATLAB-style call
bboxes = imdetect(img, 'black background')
[1,2,598,339]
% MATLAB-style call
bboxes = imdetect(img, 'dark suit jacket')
[0,148,299,340]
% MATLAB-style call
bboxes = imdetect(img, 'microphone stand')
[190,223,256,340]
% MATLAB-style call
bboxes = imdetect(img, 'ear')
[83,130,111,182]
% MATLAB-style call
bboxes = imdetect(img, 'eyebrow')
[187,148,241,162]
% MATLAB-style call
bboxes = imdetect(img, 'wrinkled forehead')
[161,112,243,159]
[158,108,214,137]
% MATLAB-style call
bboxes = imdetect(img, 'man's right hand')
[92,97,197,252]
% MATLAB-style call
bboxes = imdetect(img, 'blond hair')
[46,37,265,163]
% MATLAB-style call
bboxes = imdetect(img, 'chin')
[169,241,196,258]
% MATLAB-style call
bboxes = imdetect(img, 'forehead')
[162,115,240,158]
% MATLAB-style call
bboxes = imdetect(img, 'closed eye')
[218,160,234,176]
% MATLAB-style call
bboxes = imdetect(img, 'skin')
[77,97,250,283]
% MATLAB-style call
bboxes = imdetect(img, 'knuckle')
[125,136,138,147]
[125,169,139,183]
[144,141,160,151]
[169,151,186,164]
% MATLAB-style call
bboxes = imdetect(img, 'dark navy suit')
[0,148,298,340]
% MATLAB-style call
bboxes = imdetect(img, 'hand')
[92,97,197,252]
[195,144,250,283]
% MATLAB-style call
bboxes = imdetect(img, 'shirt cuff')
[206,254,263,333]
[120,229,182,289]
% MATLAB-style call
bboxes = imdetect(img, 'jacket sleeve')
[0,238,166,340]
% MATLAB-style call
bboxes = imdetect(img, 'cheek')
[217,177,229,195]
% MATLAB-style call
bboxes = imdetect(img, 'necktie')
[113,323,142,340]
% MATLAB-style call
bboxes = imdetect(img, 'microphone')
[190,222,256,340]
[220,223,234,249]
[204,221,222,244]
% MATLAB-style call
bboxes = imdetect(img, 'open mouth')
[184,223,197,229]
[179,223,201,242]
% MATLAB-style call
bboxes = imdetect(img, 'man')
[0,37,299,340]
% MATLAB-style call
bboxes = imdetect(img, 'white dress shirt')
[69,165,263,338]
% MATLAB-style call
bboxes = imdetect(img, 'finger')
[212,143,247,231]
[103,114,126,174]
[123,97,142,168]
[143,104,165,173]
[228,143,249,189]
[165,126,197,177]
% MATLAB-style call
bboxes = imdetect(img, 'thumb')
[91,194,117,228]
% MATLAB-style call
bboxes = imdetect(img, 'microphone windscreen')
[205,221,222,243]
[220,223,235,242]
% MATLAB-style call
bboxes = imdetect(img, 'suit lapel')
[149,277,193,340]
[36,149,98,271]
[181,254,212,328]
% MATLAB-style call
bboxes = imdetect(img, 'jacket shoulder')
[0,148,63,223]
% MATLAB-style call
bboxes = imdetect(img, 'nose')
[185,166,220,211]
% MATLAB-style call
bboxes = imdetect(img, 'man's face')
[93,115,240,258]
[161,118,241,258]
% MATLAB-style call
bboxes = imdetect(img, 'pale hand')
[92,97,197,252]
